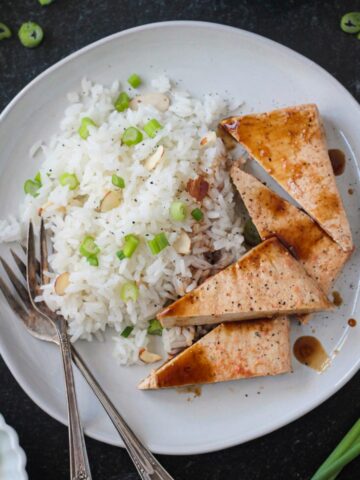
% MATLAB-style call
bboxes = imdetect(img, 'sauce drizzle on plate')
[293,336,330,372]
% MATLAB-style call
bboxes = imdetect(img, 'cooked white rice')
[0,76,245,365]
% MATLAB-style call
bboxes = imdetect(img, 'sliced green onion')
[122,127,143,146]
[147,238,160,255]
[244,218,261,246]
[116,250,126,261]
[34,171,42,184]
[0,23,12,40]
[122,234,139,258]
[121,326,134,338]
[127,74,142,88]
[39,0,54,4]
[114,92,130,112]
[120,281,139,302]
[147,319,163,336]
[170,201,187,221]
[191,208,203,221]
[18,22,43,48]
[59,173,79,190]
[112,174,125,189]
[24,179,41,197]
[340,12,360,34]
[80,236,100,258]
[144,118,163,138]
[147,233,169,255]
[78,117,97,139]
[87,255,99,267]
[155,233,169,250]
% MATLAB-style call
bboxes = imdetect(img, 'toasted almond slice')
[144,145,164,171]
[139,348,162,364]
[54,272,70,296]
[200,131,217,148]
[130,93,170,112]
[99,190,122,212]
[173,231,191,255]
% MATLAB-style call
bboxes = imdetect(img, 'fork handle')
[57,321,92,480]
[71,346,173,480]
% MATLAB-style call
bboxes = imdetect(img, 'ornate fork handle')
[57,320,92,480]
[71,347,173,480]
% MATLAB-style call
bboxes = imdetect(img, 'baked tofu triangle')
[139,317,291,389]
[230,167,351,294]
[157,237,331,328]
[221,104,353,252]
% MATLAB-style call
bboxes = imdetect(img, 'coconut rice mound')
[0,75,245,365]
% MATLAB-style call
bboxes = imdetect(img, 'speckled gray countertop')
[0,1,359,479]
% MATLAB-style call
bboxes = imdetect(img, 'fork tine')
[40,218,50,285]
[10,249,27,281]
[0,277,30,324]
[0,256,33,310]
[27,222,40,300]
[20,244,41,277]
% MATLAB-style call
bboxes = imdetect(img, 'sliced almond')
[130,93,170,112]
[54,272,70,296]
[144,145,164,171]
[139,348,162,364]
[200,131,217,148]
[173,231,191,255]
[38,202,66,217]
[99,190,122,212]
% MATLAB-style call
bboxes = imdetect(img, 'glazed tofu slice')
[230,167,351,293]
[157,237,332,328]
[221,104,353,252]
[138,317,291,389]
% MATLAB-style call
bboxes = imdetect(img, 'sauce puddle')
[329,149,346,176]
[348,318,357,327]
[332,290,343,306]
[293,336,330,372]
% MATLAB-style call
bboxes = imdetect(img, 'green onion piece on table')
[80,236,100,258]
[24,179,41,197]
[243,218,261,246]
[87,255,99,267]
[170,201,187,221]
[127,74,142,88]
[114,92,130,112]
[144,119,163,138]
[122,234,139,258]
[112,174,125,189]
[147,319,163,336]
[0,23,12,40]
[78,117,97,139]
[311,418,360,480]
[38,0,54,5]
[18,22,43,48]
[121,326,134,338]
[59,173,79,190]
[191,208,203,221]
[120,281,139,302]
[340,12,360,34]
[122,127,143,146]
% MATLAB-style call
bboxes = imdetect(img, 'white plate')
[0,414,27,479]
[0,21,359,455]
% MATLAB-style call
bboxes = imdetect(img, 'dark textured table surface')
[1,1,359,479]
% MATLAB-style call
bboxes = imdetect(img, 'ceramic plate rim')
[0,21,359,455]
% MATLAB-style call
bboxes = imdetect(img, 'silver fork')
[0,223,173,480]
[26,220,92,480]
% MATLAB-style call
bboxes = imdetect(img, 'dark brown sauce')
[348,188,354,195]
[332,291,343,306]
[328,149,346,176]
[293,336,330,372]
[348,318,357,327]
